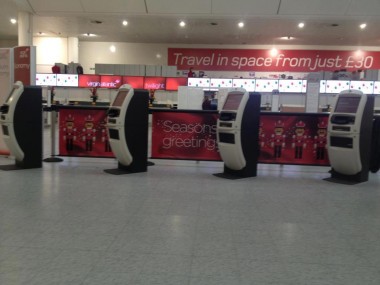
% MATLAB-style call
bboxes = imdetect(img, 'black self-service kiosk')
[326,90,374,184]
[215,90,261,179]
[104,84,149,174]
[0,81,43,170]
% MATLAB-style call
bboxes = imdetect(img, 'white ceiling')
[1,0,380,46]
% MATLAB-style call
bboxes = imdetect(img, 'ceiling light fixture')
[359,23,367,29]
[270,48,278,57]
[179,21,186,27]
[10,18,17,24]
[110,45,116,52]
[83,33,96,37]
[122,20,128,26]
[238,22,244,28]
[280,36,294,40]
[298,22,305,28]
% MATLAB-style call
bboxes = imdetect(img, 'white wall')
[34,37,68,73]
[78,42,168,74]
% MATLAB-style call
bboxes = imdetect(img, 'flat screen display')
[36,73,57,86]
[334,96,361,113]
[222,92,244,110]
[56,74,79,87]
[112,90,129,107]
[5,87,17,103]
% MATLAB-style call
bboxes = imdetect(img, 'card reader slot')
[330,136,353,148]
[108,129,120,140]
[332,126,350,132]
[330,115,355,125]
[219,122,232,128]
[1,125,8,136]
[219,133,235,144]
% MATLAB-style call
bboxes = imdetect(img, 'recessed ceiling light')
[110,45,116,52]
[280,36,294,40]
[156,53,162,59]
[270,48,278,56]
[122,20,128,26]
[37,32,45,36]
[359,23,367,29]
[238,22,244,28]
[298,22,305,28]
[179,21,186,27]
[10,18,17,24]
[83,33,96,37]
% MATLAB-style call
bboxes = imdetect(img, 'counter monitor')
[222,92,244,110]
[112,90,129,107]
[334,96,361,113]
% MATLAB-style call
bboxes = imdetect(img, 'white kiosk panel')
[107,84,133,166]
[217,90,249,170]
[0,81,25,161]
[327,90,366,175]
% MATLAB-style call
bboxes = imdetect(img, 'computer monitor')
[334,96,361,113]
[222,92,244,110]
[112,90,129,107]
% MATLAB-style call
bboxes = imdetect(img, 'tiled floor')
[1,132,380,284]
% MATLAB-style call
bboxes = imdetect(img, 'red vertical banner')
[13,46,32,85]
[259,114,330,165]
[58,108,114,158]
[151,111,221,161]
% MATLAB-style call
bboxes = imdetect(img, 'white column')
[18,11,33,46]
[67,37,79,63]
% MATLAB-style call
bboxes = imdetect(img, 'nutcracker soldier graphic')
[82,115,96,151]
[63,114,76,151]
[100,119,112,152]
[314,120,327,160]
[259,121,265,150]
[292,120,307,159]
[271,120,285,158]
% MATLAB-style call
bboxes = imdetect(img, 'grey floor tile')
[191,255,239,278]
[1,135,380,285]
[134,273,190,285]
[81,271,138,285]
[141,254,192,275]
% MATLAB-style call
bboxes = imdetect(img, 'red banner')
[259,114,329,166]
[144,77,166,90]
[151,111,330,165]
[79,74,101,87]
[151,112,221,161]
[168,48,380,72]
[165,77,188,91]
[59,108,114,157]
[122,76,144,89]
[14,46,31,85]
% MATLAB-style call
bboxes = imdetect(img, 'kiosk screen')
[112,90,129,107]
[335,97,361,113]
[223,92,244,110]
[5,87,17,104]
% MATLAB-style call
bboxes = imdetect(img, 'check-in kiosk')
[0,81,43,169]
[215,90,261,179]
[104,84,149,174]
[326,90,374,184]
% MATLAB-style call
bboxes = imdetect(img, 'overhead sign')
[168,48,380,72]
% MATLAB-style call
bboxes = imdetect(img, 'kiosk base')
[43,156,64,163]
[324,169,368,185]
[214,165,257,180]
[0,164,38,171]
[104,162,148,175]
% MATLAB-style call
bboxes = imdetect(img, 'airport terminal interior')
[0,129,380,285]
[2,0,380,284]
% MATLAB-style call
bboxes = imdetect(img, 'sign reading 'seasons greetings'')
[168,48,380,72]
